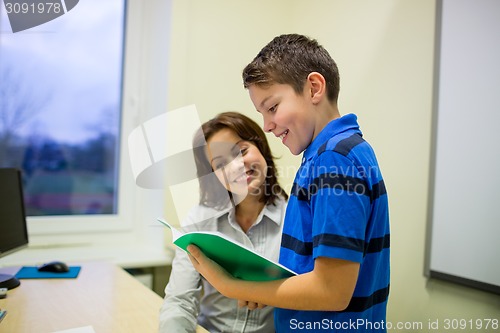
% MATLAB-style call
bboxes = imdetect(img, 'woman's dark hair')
[192,112,288,209]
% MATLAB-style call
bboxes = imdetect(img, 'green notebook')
[158,218,297,281]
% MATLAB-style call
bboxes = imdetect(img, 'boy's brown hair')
[242,33,340,103]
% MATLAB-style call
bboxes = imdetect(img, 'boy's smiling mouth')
[278,130,289,141]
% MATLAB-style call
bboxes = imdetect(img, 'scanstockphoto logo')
[2,0,79,33]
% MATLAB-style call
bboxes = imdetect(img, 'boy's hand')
[187,244,234,294]
[188,244,268,310]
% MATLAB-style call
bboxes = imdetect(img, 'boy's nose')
[263,118,276,133]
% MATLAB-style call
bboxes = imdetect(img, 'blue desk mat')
[15,266,81,279]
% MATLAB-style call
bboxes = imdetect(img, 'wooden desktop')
[0,262,208,333]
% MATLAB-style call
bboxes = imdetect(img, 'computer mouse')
[37,261,69,273]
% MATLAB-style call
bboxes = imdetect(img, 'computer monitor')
[0,168,29,289]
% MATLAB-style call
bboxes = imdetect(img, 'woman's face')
[206,128,268,201]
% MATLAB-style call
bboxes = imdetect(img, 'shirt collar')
[224,198,284,229]
[303,113,361,160]
[261,200,284,227]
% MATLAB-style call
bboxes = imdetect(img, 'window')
[0,0,169,245]
[0,0,124,217]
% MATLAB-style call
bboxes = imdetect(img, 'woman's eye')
[213,161,226,170]
[240,147,248,155]
[269,105,277,113]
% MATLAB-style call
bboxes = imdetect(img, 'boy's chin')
[287,145,305,156]
[283,139,306,155]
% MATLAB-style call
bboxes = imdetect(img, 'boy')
[188,33,390,332]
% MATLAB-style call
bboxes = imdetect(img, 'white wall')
[165,0,500,328]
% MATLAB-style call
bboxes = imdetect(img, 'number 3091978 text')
[4,2,62,14]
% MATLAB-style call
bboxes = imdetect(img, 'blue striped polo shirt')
[275,114,390,332]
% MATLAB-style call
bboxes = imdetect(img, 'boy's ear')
[307,72,326,104]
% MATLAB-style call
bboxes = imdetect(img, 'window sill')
[0,242,174,269]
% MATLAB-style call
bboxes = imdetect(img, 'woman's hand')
[238,300,267,310]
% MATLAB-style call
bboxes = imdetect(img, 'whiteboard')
[428,0,500,294]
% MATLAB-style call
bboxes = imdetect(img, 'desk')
[0,244,175,297]
[0,262,208,333]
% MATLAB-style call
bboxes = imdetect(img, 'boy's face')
[248,83,317,155]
